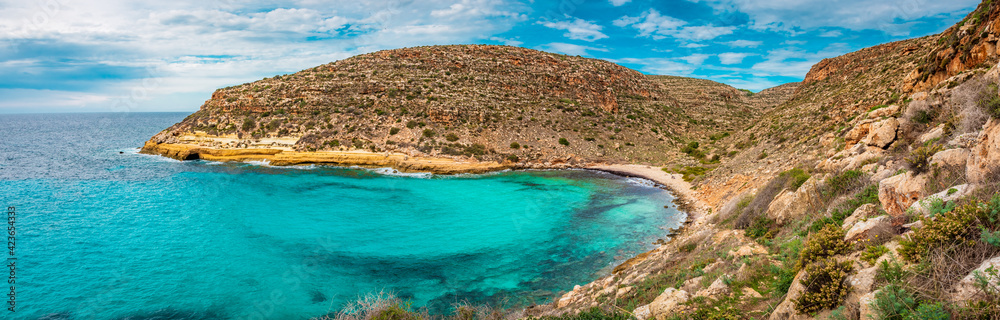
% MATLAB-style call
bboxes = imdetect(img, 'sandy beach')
[587,164,709,223]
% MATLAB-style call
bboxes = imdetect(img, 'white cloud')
[690,0,978,35]
[614,9,733,41]
[609,0,631,6]
[723,40,763,48]
[750,45,849,77]
[819,30,843,37]
[0,0,532,112]
[615,54,709,76]
[489,36,523,46]
[538,43,609,56]
[718,52,752,64]
[681,43,708,48]
[539,17,609,42]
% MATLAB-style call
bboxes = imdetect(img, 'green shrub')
[824,170,866,198]
[862,244,890,265]
[905,145,943,175]
[510,142,520,149]
[780,168,811,191]
[912,110,935,124]
[899,204,979,262]
[242,118,256,131]
[796,225,850,271]
[677,166,710,182]
[423,129,436,138]
[909,303,950,320]
[870,284,917,320]
[506,155,519,162]
[406,120,418,129]
[793,257,854,314]
[926,198,956,217]
[978,83,1000,119]
[558,138,569,146]
[746,216,777,240]
[389,128,401,135]
[445,133,459,142]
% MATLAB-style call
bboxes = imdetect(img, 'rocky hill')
[142,45,794,171]
[521,1,1000,319]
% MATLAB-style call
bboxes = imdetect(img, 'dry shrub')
[908,241,1000,303]
[735,174,790,229]
[714,192,753,225]
[948,77,992,135]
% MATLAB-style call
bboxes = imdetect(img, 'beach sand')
[587,164,709,223]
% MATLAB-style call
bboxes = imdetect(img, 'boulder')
[648,288,690,319]
[878,172,929,217]
[906,184,976,217]
[870,104,900,119]
[729,243,768,259]
[845,266,879,311]
[968,119,1000,184]
[918,124,945,144]
[866,118,900,149]
[843,203,881,230]
[859,290,880,320]
[694,277,730,298]
[742,287,763,299]
[633,305,651,320]
[845,215,893,242]
[845,120,876,146]
[767,176,824,225]
[682,276,704,293]
[931,148,971,168]
[616,286,635,299]
[768,269,810,320]
[952,256,1000,302]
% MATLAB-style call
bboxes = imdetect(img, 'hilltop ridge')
[141,45,795,172]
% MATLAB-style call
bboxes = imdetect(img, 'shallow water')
[0,112,686,319]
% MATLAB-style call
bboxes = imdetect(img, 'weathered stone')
[682,276,704,293]
[742,287,763,299]
[767,176,824,225]
[866,118,900,148]
[729,243,768,259]
[870,104,901,118]
[859,290,880,320]
[615,286,635,299]
[931,148,971,167]
[694,277,730,298]
[843,203,881,230]
[845,119,876,146]
[845,215,892,242]
[918,124,945,144]
[878,172,929,217]
[952,256,1000,302]
[768,269,810,320]
[906,184,976,216]
[648,288,690,319]
[968,119,1000,184]
[633,304,651,320]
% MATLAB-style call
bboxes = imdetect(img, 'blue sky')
[0,0,980,113]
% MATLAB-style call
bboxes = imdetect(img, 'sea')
[0,112,686,320]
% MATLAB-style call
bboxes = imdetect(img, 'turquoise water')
[0,113,685,319]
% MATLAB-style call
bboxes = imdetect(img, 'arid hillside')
[143,45,794,168]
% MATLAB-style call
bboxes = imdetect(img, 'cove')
[0,113,686,319]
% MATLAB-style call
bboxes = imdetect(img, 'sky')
[0,0,982,113]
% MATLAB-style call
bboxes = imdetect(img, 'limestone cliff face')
[142,45,795,168]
